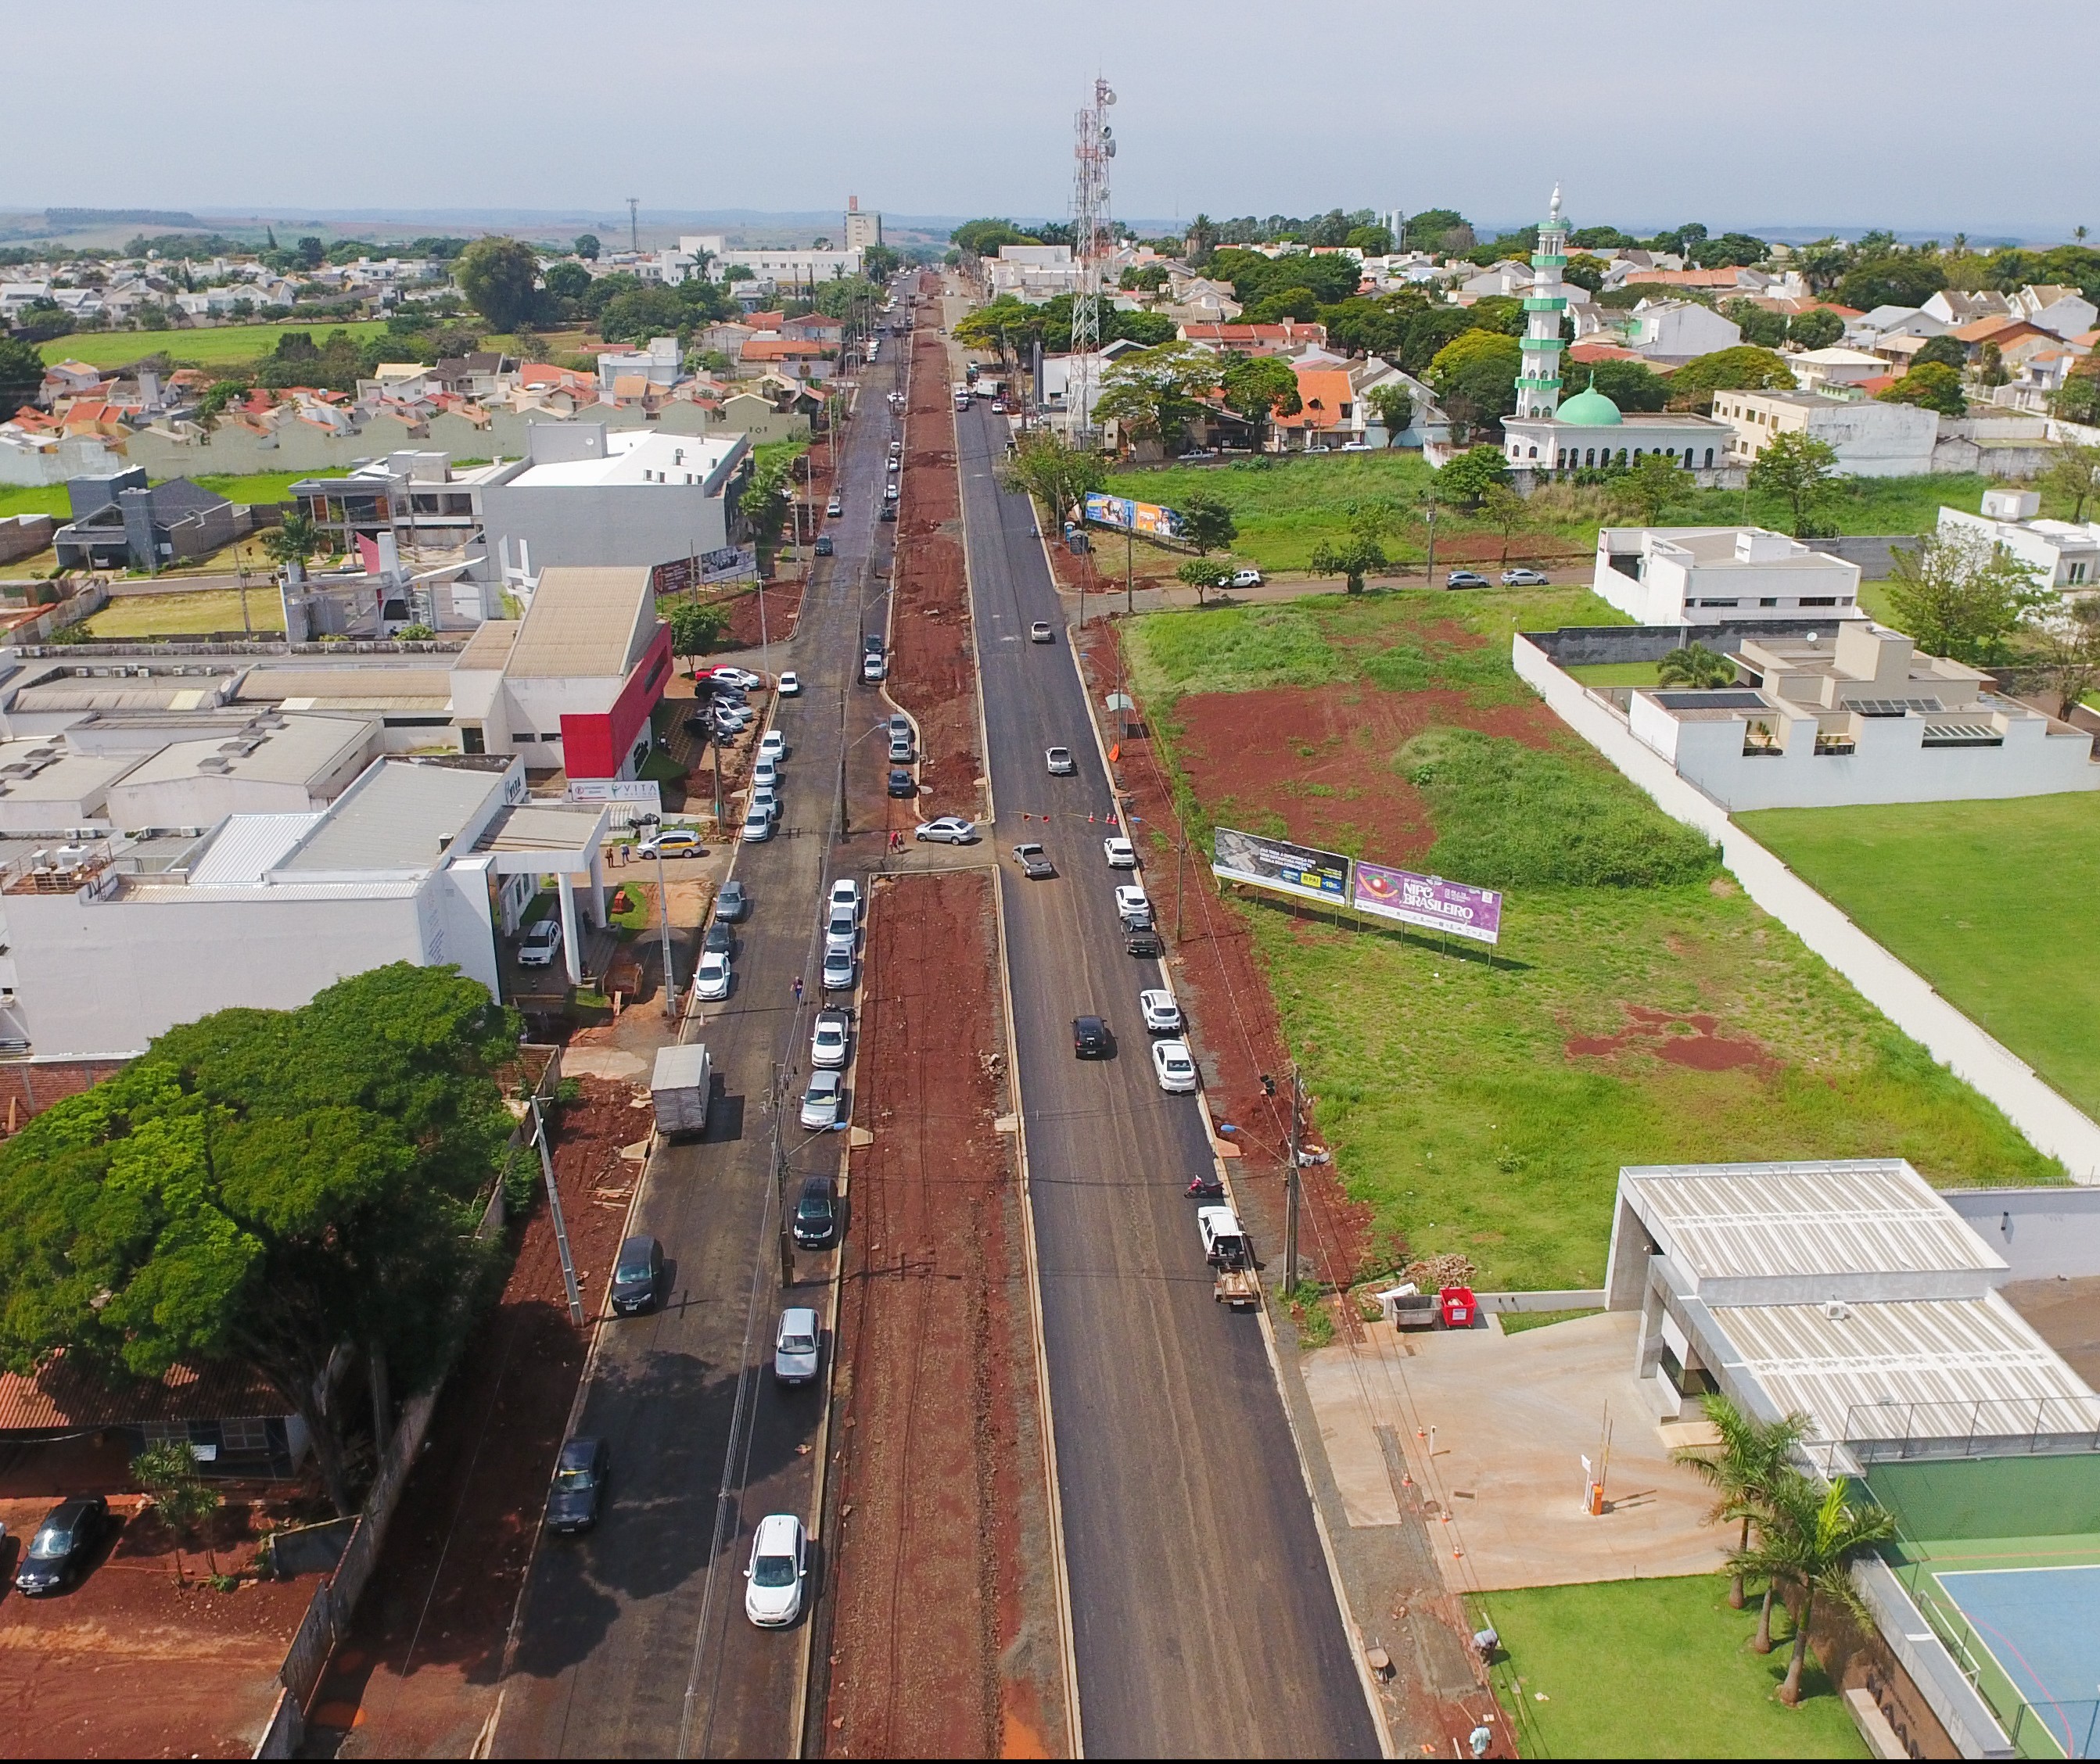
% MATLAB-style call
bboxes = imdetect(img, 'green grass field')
[0,470,313,531]
[84,588,285,637]
[1567,661,1664,687]
[1742,794,2100,1117]
[1477,1576,1868,1759]
[1127,587,2060,1288]
[38,321,390,369]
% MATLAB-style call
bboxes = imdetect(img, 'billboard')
[1352,862,1502,945]
[1085,492,1186,541]
[1212,826,1350,905]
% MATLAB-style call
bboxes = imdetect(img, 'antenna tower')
[1068,75,1115,440]
[627,197,640,253]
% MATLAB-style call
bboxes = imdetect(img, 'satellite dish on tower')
[1102,88,1116,104]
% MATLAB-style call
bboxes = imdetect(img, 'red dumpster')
[1439,1285,1477,1328]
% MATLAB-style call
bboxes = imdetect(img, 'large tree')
[1366,384,1414,444]
[0,336,43,413]
[1218,353,1300,450]
[1179,494,1238,557]
[0,965,519,1515]
[1427,329,1520,439]
[1672,1394,1807,1608]
[1878,360,1967,418]
[1748,430,1843,538]
[1000,431,1106,526]
[2030,598,2100,719]
[1614,450,1695,525]
[1665,346,1796,414]
[1732,1475,1896,1705]
[454,236,542,332]
[2040,443,2100,523]
[1092,342,1216,454]
[1885,527,2053,662]
[1434,443,1513,509]
[1786,307,1846,351]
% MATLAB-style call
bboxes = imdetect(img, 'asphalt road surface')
[490,336,906,1760]
[953,396,1380,1758]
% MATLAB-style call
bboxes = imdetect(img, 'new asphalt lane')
[952,397,1380,1756]
[490,342,905,1759]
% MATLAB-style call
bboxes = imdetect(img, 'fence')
[1842,1395,2100,1464]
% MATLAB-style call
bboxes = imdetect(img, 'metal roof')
[472,800,608,862]
[508,567,655,679]
[454,619,521,672]
[235,665,454,705]
[280,758,508,874]
[109,714,375,792]
[1624,1160,2002,1282]
[187,812,325,884]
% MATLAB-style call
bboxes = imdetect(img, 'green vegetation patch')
[1478,1576,1868,1759]
[1498,1307,1603,1335]
[1742,793,2100,1117]
[85,588,285,638]
[38,321,390,368]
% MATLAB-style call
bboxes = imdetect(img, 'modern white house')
[1787,347,1895,393]
[1617,297,1743,365]
[1592,525,1864,626]
[1939,488,2100,590]
[1621,622,2098,811]
[1714,388,1940,477]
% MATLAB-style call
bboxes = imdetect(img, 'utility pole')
[1174,837,1187,940]
[531,1095,585,1324]
[627,198,640,254]
[773,1065,795,1288]
[1422,491,1439,589]
[1125,523,1134,619]
[1283,1064,1303,1294]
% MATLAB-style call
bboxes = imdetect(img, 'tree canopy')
[454,236,542,332]
[1665,346,1797,413]
[1885,527,2053,662]
[1748,431,1843,537]
[0,965,520,1514]
[1093,342,1217,452]
[1217,353,1300,446]
[1434,443,1513,508]
[951,218,1040,257]
[1878,360,1966,417]
[1000,431,1107,525]
[1427,329,1520,438]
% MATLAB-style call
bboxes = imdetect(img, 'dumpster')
[1439,1285,1477,1329]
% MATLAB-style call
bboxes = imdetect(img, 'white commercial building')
[680,238,864,291]
[1939,488,2100,590]
[1622,623,2098,811]
[1787,347,1894,394]
[0,755,612,1058]
[1714,388,1940,478]
[1592,525,1863,626]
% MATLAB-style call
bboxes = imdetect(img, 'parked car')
[1125,928,1164,959]
[1012,843,1055,880]
[777,671,801,696]
[799,1069,845,1130]
[830,878,863,920]
[1103,836,1137,869]
[881,767,911,798]
[1029,620,1054,643]
[883,481,899,503]
[888,732,914,763]
[710,665,763,690]
[1501,567,1549,586]
[827,496,844,517]
[879,505,897,523]
[13,1496,108,1595]
[1140,988,1183,1034]
[695,952,732,1000]
[914,816,978,844]
[637,826,705,859]
[1045,746,1075,776]
[821,948,856,991]
[863,654,889,681]
[1115,884,1154,929]
[750,785,781,821]
[1072,1014,1112,1059]
[810,1009,849,1069]
[544,1437,608,1534]
[774,1307,821,1386]
[1229,568,1263,589]
[758,730,787,762]
[1445,569,1491,590]
[610,1234,663,1315]
[715,878,748,920]
[743,1512,809,1626]
[1339,440,1375,453]
[793,1174,840,1246]
[1151,1038,1199,1093]
[752,757,779,790]
[703,920,732,957]
[742,808,774,842]
[519,918,562,968]
[814,533,834,557]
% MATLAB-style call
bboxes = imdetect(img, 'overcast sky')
[9,0,2094,241]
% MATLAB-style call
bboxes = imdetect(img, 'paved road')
[953,397,1380,1757]
[490,340,907,1759]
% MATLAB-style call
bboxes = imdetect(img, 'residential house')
[988,245,1082,301]
[429,353,517,401]
[697,321,757,357]
[1844,305,1950,350]
[596,335,682,389]
[2012,284,2098,339]
[1617,298,1742,367]
[738,337,831,379]
[1177,319,1329,355]
[781,314,844,346]
[1607,265,1775,296]
[1938,488,2100,590]
[1714,388,1938,477]
[1592,525,1864,626]
[1457,260,1531,301]
[1947,314,2052,363]
[1271,365,1362,450]
[1788,347,1894,394]
[39,360,106,405]
[52,468,242,571]
[1923,289,2013,327]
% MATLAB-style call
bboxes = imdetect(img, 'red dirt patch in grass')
[1565,1004,1774,1073]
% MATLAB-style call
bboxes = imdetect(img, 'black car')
[544,1436,608,1533]
[608,1234,662,1316]
[14,1495,109,1594]
[793,1175,840,1248]
[879,504,897,522]
[715,878,748,921]
[814,533,834,557]
[887,768,917,798]
[703,921,732,957]
[863,632,885,658]
[1072,1015,1112,1059]
[1125,929,1164,959]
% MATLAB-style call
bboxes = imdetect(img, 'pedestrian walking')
[793,974,803,1003]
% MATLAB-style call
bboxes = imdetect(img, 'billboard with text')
[1211,826,1350,905]
[1352,862,1502,945]
[1085,492,1186,540]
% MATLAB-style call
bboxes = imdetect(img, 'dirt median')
[303,1076,649,1757]
[815,868,1068,1759]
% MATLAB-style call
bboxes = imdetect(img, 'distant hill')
[45,207,201,228]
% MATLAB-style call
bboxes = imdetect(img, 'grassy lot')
[84,588,285,637]
[1128,587,2059,1289]
[0,468,323,529]
[38,321,390,368]
[1499,1307,1603,1335]
[1567,661,1663,687]
[1477,1576,1868,1759]
[1742,793,2100,1118]
[0,483,71,522]
[1101,454,2008,579]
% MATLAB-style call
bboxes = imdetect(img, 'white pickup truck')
[1197,1205,1259,1309]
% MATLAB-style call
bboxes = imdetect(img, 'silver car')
[774,1307,820,1385]
[800,1069,845,1130]
[810,1009,849,1069]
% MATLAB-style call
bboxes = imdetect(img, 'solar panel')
[1848,697,1944,717]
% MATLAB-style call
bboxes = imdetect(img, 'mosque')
[1498,188,1739,484]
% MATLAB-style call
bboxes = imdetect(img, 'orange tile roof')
[1622,267,1758,289]
[741,338,826,359]
[0,1350,285,1432]
[1568,340,1646,364]
[743,310,787,329]
[1950,315,2044,344]
[1279,368,1355,430]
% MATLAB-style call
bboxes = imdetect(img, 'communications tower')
[1068,76,1116,439]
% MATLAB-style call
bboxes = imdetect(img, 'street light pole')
[631,813,678,1018]
[1283,1063,1303,1294]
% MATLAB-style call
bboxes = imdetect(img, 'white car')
[710,665,763,690]
[1029,621,1054,643]
[751,785,781,821]
[752,757,778,789]
[799,1069,844,1130]
[695,952,732,1000]
[519,918,562,967]
[743,1513,808,1626]
[1046,746,1075,776]
[827,497,843,518]
[810,1009,849,1069]
[821,948,856,991]
[862,654,887,683]
[774,1307,820,1386]
[635,826,704,859]
[1151,1039,1198,1094]
[1140,988,1183,1034]
[826,899,858,942]
[1115,884,1153,927]
[829,878,863,921]
[1229,568,1263,590]
[758,730,787,761]
[914,816,978,844]
[741,808,774,842]
[777,671,801,697]
[1104,836,1137,869]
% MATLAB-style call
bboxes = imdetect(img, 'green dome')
[1556,384,1623,426]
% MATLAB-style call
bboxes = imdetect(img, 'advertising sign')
[1212,826,1350,905]
[1352,862,1502,945]
[1084,492,1186,541]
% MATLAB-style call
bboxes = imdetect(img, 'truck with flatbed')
[1197,1204,1259,1308]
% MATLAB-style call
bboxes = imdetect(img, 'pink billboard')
[1352,862,1502,945]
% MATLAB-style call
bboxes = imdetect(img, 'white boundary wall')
[1514,633,2100,1181]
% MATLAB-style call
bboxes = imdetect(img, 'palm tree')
[1732,1475,1897,1705]
[1657,643,1737,690]
[1675,1394,1807,1607]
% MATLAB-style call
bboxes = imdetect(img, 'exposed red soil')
[1565,1003,1774,1073]
[0,1493,321,1759]
[818,868,1067,1759]
[302,1077,648,1758]
[888,314,982,816]
[716,576,806,651]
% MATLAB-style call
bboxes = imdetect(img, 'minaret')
[1517,184,1569,420]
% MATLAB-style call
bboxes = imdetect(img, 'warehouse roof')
[508,566,655,679]
[280,755,513,874]
[109,714,376,794]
